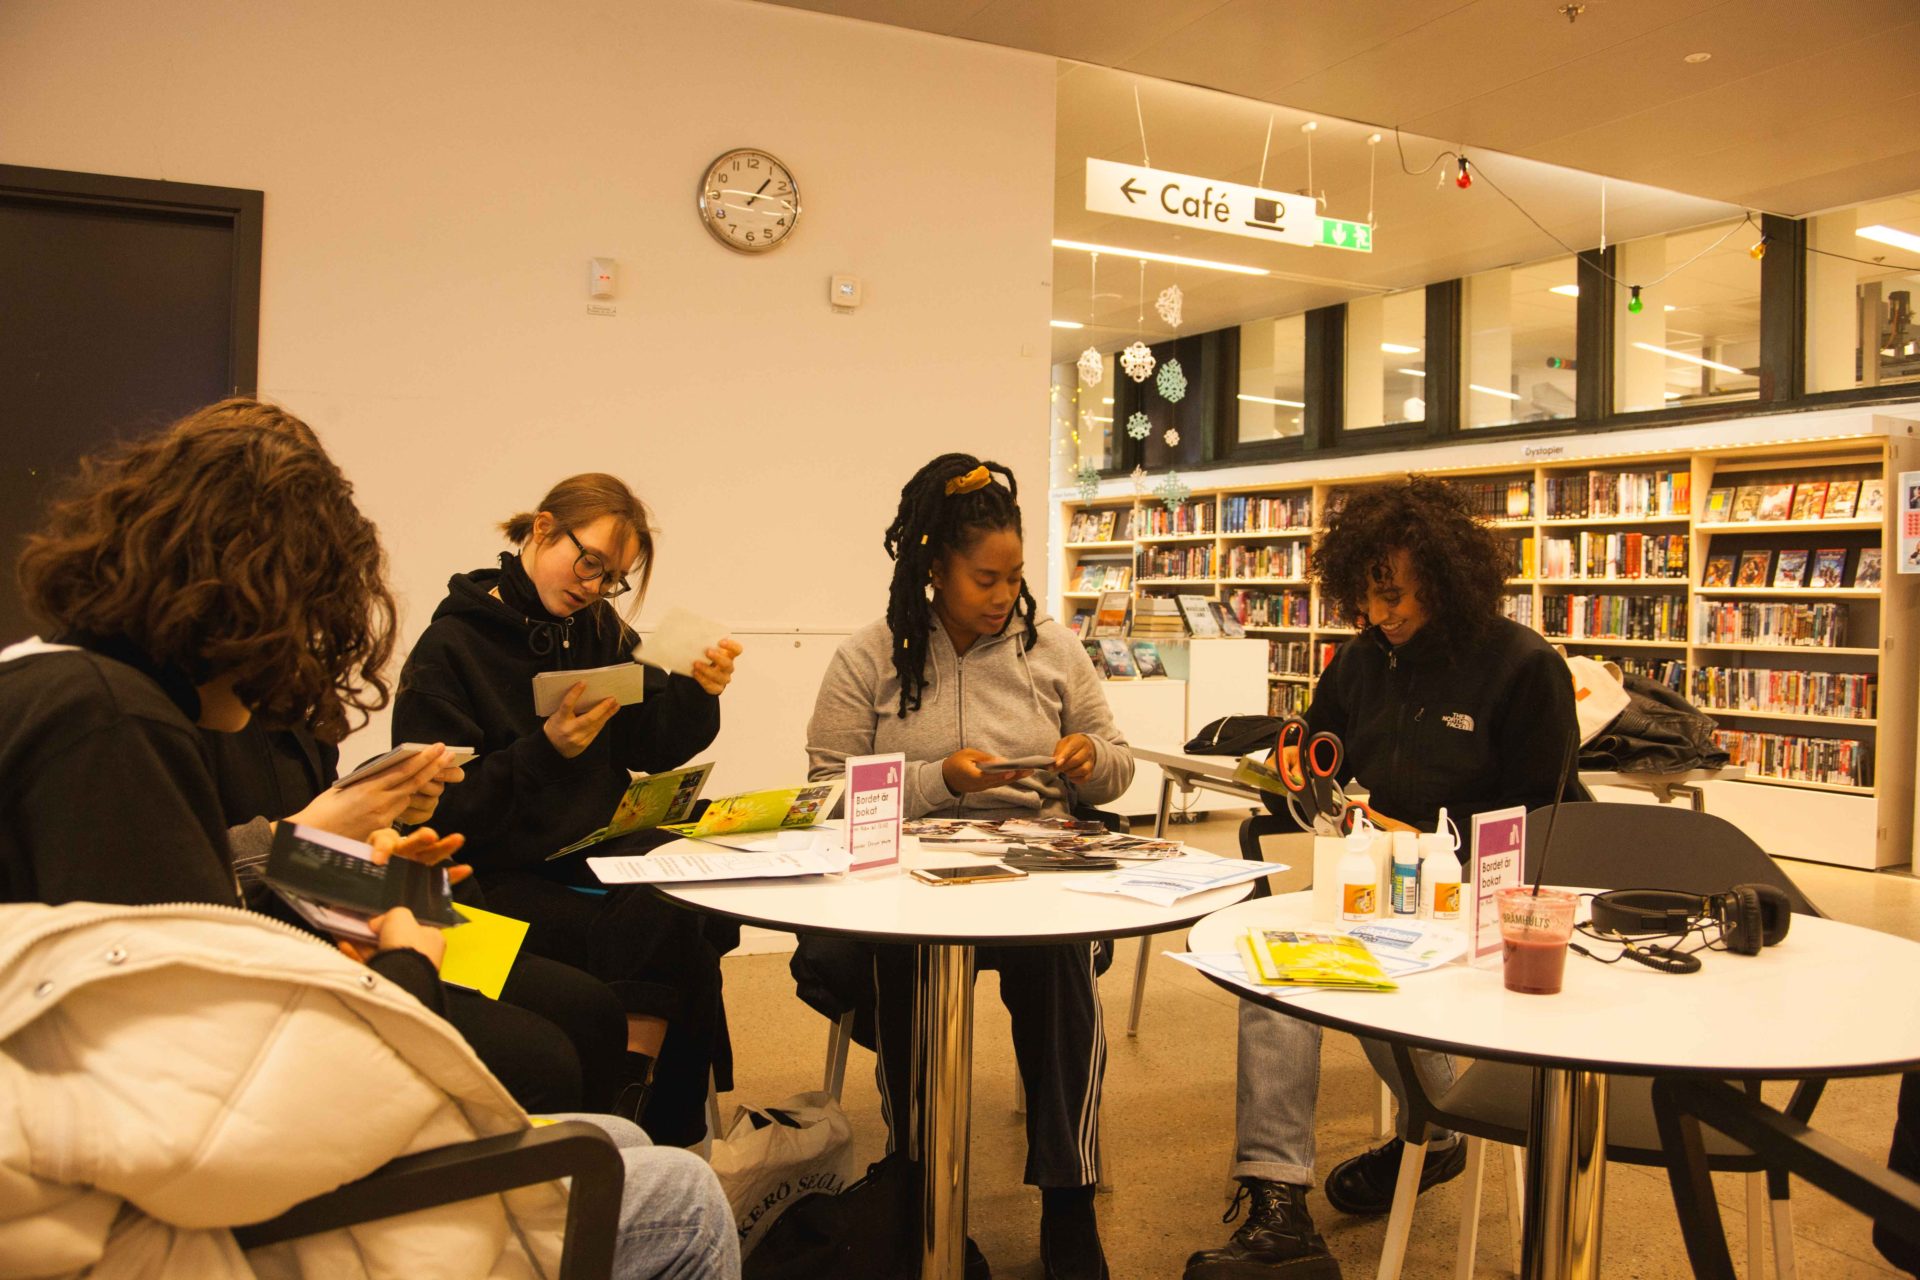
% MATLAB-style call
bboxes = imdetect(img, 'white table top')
[1133,743,1246,780]
[1138,743,1749,792]
[653,836,1254,946]
[1189,892,1920,1080]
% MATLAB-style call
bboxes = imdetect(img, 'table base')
[915,943,976,1279]
[1523,1068,1609,1280]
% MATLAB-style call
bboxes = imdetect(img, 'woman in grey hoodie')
[805,453,1134,1280]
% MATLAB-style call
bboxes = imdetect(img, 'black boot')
[1183,1179,1341,1279]
[1039,1184,1108,1280]
[1322,1137,1465,1217]
[613,1051,656,1128]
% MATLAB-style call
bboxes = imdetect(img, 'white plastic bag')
[1565,655,1630,745]
[710,1090,858,1258]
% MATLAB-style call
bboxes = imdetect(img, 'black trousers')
[871,939,1109,1188]
[1878,1071,1920,1276]
[485,869,730,1147]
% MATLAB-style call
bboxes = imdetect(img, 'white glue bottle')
[1389,831,1419,916]
[1339,817,1379,921]
[1419,807,1462,920]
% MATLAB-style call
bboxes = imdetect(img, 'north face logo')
[1442,712,1475,732]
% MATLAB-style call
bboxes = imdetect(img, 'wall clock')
[697,148,800,254]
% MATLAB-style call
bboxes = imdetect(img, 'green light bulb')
[1628,286,1644,314]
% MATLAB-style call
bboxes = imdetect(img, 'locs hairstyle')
[16,398,397,742]
[883,453,1037,717]
[1311,475,1508,651]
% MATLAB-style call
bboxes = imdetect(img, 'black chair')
[1371,801,1827,1279]
[233,1120,625,1278]
[1652,1077,1920,1280]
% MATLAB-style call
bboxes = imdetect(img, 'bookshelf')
[1052,418,1920,868]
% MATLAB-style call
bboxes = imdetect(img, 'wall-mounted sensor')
[830,274,862,310]
[589,258,617,299]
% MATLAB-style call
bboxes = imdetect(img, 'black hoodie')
[392,555,720,872]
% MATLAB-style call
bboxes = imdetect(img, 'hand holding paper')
[643,607,734,678]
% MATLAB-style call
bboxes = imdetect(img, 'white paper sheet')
[587,843,850,885]
[1061,856,1285,907]
[532,662,650,716]
[641,606,731,678]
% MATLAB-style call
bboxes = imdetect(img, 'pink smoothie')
[1502,936,1569,994]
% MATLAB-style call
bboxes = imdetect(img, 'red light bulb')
[1456,157,1472,189]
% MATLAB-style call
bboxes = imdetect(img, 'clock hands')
[742,178,772,207]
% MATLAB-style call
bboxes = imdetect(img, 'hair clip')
[944,465,991,496]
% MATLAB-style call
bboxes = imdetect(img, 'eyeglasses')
[565,529,632,599]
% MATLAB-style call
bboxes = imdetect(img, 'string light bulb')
[1455,157,1472,189]
[1749,235,1768,260]
[1628,286,1644,314]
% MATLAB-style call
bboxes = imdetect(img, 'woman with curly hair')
[1186,476,1580,1280]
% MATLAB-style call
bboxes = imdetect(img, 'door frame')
[0,164,263,395]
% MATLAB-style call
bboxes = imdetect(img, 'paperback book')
[1096,638,1140,678]
[1178,593,1222,637]
[1092,590,1131,638]
[1130,640,1167,677]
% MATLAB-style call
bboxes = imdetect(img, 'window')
[1614,220,1761,412]
[1344,288,1426,429]
[1805,192,1920,393]
[1461,257,1578,428]
[1236,314,1306,442]
[1050,353,1116,476]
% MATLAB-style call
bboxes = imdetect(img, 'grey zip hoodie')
[807,613,1134,819]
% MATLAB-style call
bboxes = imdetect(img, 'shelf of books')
[1053,423,1920,867]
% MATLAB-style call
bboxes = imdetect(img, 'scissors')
[1276,717,1368,835]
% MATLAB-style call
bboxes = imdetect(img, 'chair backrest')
[1521,801,1821,916]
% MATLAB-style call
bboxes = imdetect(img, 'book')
[1082,640,1104,671]
[1068,609,1092,638]
[1735,550,1773,588]
[1772,550,1809,588]
[1861,479,1886,517]
[1856,547,1883,589]
[1178,593,1221,637]
[1809,549,1847,589]
[1755,483,1795,522]
[1236,928,1398,991]
[531,661,648,716]
[1130,639,1167,677]
[1790,481,1828,521]
[1209,599,1247,638]
[264,823,462,944]
[1730,487,1764,522]
[661,781,842,840]
[1701,554,1736,587]
[1096,638,1139,678]
[1092,590,1131,637]
[1824,481,1861,519]
[1704,487,1735,522]
[549,761,715,858]
[1097,510,1118,541]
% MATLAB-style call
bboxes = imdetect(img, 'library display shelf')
[1052,415,1919,867]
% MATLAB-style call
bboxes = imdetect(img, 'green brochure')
[548,762,715,859]
[661,781,844,840]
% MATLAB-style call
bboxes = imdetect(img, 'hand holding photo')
[640,606,733,678]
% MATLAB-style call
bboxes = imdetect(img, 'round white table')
[1189,892,1920,1280]
[655,836,1254,1279]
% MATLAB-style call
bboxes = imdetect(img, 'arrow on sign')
[1120,178,1145,204]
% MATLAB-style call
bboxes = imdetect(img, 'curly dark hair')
[16,398,397,742]
[1311,475,1507,650]
[882,453,1038,717]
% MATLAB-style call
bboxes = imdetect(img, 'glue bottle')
[1389,831,1419,916]
[1339,818,1378,921]
[1419,807,1462,920]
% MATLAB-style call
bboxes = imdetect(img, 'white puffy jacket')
[0,900,568,1279]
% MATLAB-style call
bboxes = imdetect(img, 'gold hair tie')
[944,465,991,496]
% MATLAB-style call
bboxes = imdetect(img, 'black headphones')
[1589,885,1792,961]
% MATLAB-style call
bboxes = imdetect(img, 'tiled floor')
[717,813,1919,1278]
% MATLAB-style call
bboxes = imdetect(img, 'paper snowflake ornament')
[1125,411,1152,440]
[1155,284,1184,329]
[1076,346,1104,387]
[1156,357,1188,403]
[1155,470,1191,510]
[1074,459,1101,503]
[1164,426,1181,446]
[1130,465,1148,496]
[1119,341,1156,383]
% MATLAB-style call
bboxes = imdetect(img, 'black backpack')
[743,1154,990,1280]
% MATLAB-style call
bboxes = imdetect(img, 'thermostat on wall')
[830,274,862,311]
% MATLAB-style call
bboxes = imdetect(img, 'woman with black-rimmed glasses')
[395,473,744,1146]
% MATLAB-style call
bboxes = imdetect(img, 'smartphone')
[909,864,1030,886]
[979,755,1057,772]
[333,743,476,790]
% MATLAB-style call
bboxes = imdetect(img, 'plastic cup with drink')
[1497,886,1578,995]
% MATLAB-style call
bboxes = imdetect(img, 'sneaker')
[1184,1180,1340,1279]
[1040,1185,1108,1280]
[1322,1138,1466,1217]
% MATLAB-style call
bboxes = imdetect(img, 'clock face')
[698,149,800,253]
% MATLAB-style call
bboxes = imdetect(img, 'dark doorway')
[0,165,261,643]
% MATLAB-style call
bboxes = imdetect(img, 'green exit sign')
[1319,217,1374,253]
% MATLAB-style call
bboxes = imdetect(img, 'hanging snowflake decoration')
[1074,458,1101,503]
[1130,465,1148,496]
[1164,426,1181,447]
[1125,411,1152,440]
[1119,341,1156,383]
[1076,346,1104,387]
[1155,284,1184,329]
[1155,470,1191,511]
[1156,357,1188,404]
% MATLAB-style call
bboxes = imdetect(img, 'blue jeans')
[1229,1003,1456,1187]
[550,1114,741,1279]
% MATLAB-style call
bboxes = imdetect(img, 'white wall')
[0,0,1057,781]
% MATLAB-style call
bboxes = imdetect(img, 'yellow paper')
[439,904,529,1000]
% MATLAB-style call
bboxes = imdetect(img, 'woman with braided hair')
[805,453,1134,1280]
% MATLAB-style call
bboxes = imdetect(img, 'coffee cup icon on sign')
[1246,197,1289,234]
